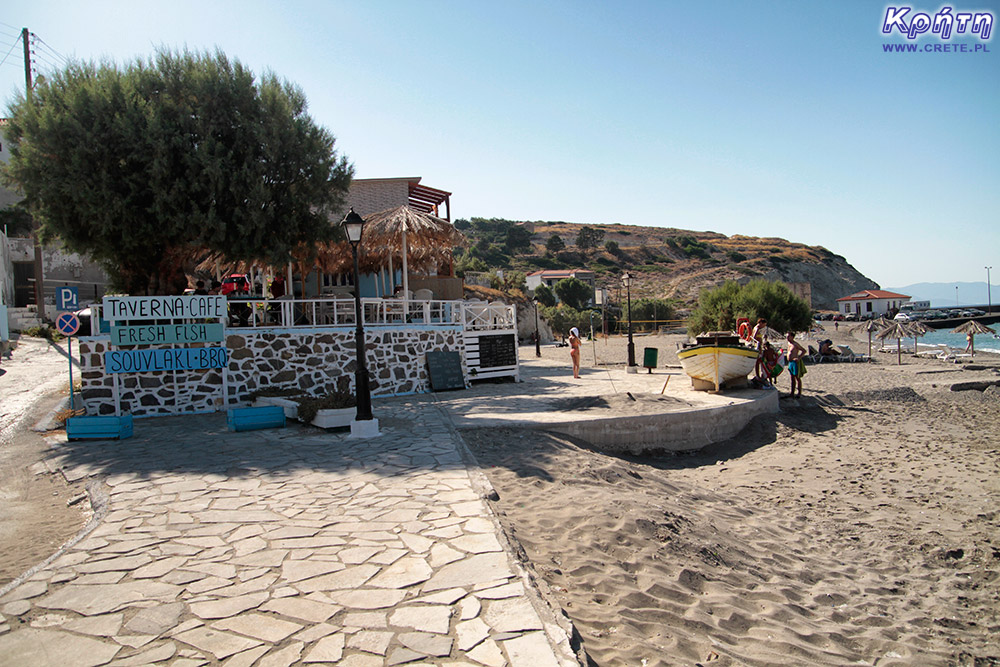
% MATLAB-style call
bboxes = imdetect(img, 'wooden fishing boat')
[677,331,758,392]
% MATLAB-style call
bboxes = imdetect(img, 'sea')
[849,328,1000,355]
[916,329,1000,355]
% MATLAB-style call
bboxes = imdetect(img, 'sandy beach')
[463,329,1000,666]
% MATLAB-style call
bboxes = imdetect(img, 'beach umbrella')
[951,320,997,357]
[360,205,465,296]
[904,321,931,356]
[877,321,911,365]
[852,317,890,358]
[759,325,787,342]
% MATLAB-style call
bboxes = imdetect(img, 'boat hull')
[677,344,758,392]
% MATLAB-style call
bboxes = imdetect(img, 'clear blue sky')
[2,1,997,290]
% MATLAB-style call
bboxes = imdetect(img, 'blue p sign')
[57,286,79,311]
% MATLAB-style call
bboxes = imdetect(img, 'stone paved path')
[0,399,576,666]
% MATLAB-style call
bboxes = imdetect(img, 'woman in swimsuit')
[568,327,582,378]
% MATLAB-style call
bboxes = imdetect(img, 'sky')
[1,1,997,291]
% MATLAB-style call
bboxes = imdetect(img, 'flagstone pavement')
[0,395,580,666]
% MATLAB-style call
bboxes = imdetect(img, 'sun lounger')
[836,345,868,362]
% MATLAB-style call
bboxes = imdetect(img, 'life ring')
[738,322,749,339]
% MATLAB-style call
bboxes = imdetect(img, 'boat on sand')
[677,331,758,392]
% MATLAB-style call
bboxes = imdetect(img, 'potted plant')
[252,378,357,429]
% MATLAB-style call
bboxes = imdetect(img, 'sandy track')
[465,337,1000,666]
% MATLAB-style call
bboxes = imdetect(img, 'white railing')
[87,297,515,332]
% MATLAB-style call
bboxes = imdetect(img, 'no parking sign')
[56,312,80,337]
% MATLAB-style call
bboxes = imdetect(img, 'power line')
[0,34,20,69]
[34,35,68,65]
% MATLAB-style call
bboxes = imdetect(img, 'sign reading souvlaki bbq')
[103,295,227,320]
[882,6,994,40]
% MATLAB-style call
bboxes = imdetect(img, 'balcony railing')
[88,297,515,332]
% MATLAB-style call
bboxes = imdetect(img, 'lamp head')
[621,272,632,288]
[341,208,365,245]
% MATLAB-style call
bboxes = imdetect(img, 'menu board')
[478,334,517,369]
[426,351,465,391]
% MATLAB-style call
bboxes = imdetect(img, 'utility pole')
[22,28,45,321]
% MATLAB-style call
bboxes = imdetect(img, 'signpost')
[56,311,81,409]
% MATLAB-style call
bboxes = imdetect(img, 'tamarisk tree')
[2,50,353,294]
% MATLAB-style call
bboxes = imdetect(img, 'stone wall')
[78,326,466,416]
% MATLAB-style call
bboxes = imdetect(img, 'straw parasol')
[851,317,890,358]
[877,321,912,365]
[759,325,787,342]
[951,320,997,357]
[904,320,931,356]
[360,205,465,296]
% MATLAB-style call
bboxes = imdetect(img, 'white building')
[837,289,910,317]
[525,269,596,305]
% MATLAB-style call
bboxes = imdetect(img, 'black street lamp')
[622,272,636,370]
[341,208,374,422]
[533,299,541,357]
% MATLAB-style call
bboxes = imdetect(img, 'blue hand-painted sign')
[104,347,228,374]
[56,286,79,311]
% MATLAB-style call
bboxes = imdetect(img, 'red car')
[219,274,250,296]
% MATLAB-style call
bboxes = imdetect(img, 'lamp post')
[622,272,636,371]
[987,266,993,315]
[533,299,541,357]
[341,208,374,424]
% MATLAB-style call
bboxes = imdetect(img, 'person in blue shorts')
[785,331,807,398]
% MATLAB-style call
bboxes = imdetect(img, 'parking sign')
[57,286,79,312]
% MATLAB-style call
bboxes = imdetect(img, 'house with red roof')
[837,289,910,318]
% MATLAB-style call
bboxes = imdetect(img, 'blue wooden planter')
[66,415,134,441]
[227,406,286,432]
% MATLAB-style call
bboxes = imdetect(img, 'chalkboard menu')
[478,334,517,369]
[427,351,465,391]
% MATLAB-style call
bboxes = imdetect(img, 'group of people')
[750,318,806,398]
[561,317,808,398]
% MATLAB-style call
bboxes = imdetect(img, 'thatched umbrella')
[759,325,787,342]
[877,321,912,365]
[360,205,465,296]
[952,320,997,357]
[852,317,890,358]
[904,320,931,356]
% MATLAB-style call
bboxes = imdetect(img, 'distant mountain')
[886,282,997,308]
[457,218,879,310]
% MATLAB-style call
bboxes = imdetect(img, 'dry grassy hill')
[463,220,877,311]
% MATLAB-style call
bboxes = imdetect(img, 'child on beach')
[751,318,767,380]
[785,331,806,398]
[568,327,582,378]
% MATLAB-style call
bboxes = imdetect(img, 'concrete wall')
[7,237,110,307]
[78,326,466,416]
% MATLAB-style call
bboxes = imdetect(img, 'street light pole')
[622,272,636,371]
[341,208,374,423]
[987,266,993,315]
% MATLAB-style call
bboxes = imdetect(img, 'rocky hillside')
[458,220,878,311]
